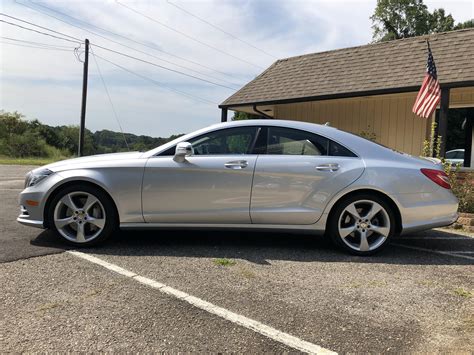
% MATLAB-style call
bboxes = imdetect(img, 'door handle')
[225,160,248,169]
[316,163,339,172]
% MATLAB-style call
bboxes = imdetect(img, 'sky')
[0,0,473,137]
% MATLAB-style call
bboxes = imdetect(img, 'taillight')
[420,168,451,189]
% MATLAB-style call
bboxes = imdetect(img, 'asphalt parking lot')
[1,165,473,353]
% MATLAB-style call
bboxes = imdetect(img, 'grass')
[37,302,60,311]
[239,268,256,279]
[453,288,472,298]
[0,156,68,166]
[214,258,236,267]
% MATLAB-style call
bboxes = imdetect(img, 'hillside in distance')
[0,110,183,158]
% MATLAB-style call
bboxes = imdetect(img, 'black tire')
[328,193,397,256]
[47,184,118,247]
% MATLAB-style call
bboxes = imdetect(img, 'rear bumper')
[400,212,458,235]
[394,188,459,235]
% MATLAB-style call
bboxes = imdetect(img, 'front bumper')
[17,171,68,229]
[17,203,45,228]
[17,216,45,228]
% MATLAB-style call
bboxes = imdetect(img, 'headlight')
[25,168,54,188]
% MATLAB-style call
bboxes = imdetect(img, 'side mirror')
[174,142,193,162]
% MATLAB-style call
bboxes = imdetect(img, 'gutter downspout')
[252,104,273,119]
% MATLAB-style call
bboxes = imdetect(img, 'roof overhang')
[219,80,474,109]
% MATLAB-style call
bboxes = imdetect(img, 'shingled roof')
[220,28,474,108]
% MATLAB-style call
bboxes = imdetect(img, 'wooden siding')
[450,87,474,107]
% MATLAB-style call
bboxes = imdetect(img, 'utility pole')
[78,38,89,157]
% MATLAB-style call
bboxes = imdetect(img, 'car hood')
[36,151,145,173]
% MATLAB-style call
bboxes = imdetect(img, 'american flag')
[412,43,441,118]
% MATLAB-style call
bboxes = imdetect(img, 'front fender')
[42,167,145,224]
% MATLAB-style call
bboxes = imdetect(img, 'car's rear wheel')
[329,194,396,255]
[47,184,117,246]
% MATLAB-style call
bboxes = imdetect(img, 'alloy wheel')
[53,191,106,243]
[337,199,391,252]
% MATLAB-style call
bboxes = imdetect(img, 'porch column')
[465,110,473,168]
[438,87,450,157]
[221,108,228,122]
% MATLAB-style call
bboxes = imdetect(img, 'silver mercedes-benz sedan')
[17,119,458,255]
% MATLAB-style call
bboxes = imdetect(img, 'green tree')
[0,110,29,138]
[428,8,455,33]
[60,125,96,156]
[370,0,462,42]
[454,19,474,30]
[232,111,260,121]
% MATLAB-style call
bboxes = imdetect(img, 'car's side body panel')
[250,155,365,224]
[142,155,257,223]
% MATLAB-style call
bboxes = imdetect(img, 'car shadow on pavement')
[30,227,474,266]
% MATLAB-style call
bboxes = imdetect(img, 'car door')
[250,126,365,225]
[142,126,260,224]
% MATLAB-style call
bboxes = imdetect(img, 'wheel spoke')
[87,217,105,229]
[76,223,86,243]
[55,217,74,229]
[61,194,77,211]
[371,225,390,237]
[83,194,98,213]
[364,202,382,221]
[345,203,361,219]
[359,230,369,252]
[339,225,356,238]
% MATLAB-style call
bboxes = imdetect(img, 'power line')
[166,0,277,59]
[0,19,81,44]
[17,0,242,83]
[90,47,130,151]
[1,35,76,48]
[92,51,217,105]
[92,44,236,90]
[0,40,72,51]
[1,12,238,90]
[0,12,81,41]
[115,0,265,70]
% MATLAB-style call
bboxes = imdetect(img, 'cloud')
[1,0,472,137]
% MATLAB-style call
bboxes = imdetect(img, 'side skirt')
[119,222,325,235]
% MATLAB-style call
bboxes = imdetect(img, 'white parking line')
[392,243,474,261]
[395,237,472,240]
[67,251,336,355]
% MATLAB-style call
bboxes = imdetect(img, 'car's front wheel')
[47,184,117,246]
[329,194,396,255]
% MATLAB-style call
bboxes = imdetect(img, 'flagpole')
[412,39,447,157]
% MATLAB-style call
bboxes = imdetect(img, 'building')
[219,29,474,168]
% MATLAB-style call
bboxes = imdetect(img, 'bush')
[0,132,49,158]
[422,121,474,213]
[452,173,474,213]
